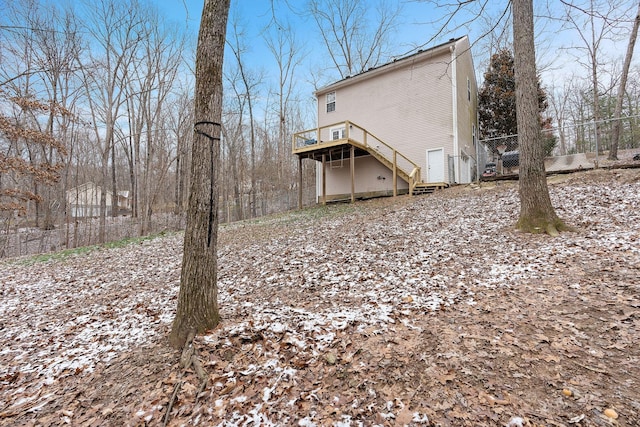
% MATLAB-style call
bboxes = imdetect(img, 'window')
[331,127,345,140]
[326,91,336,113]
[467,77,471,102]
[472,123,476,146]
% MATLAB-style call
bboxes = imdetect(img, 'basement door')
[427,148,444,183]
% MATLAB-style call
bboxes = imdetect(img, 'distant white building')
[66,182,130,217]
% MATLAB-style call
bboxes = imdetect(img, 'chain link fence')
[0,214,186,259]
[1,186,317,259]
[219,186,316,223]
[478,135,520,176]
[478,116,640,178]
[447,154,478,184]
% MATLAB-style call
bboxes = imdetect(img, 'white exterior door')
[460,154,470,183]
[427,148,444,183]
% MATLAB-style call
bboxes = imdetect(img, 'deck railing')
[293,120,422,192]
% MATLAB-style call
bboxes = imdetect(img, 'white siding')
[319,156,409,200]
[314,36,477,194]
[453,37,479,183]
[66,183,114,217]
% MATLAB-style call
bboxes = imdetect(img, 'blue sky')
[155,0,500,120]
[156,0,454,49]
[154,0,638,106]
[155,0,509,83]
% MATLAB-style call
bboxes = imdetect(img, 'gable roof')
[65,182,102,195]
[315,36,467,96]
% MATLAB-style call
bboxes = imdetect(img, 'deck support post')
[292,122,424,203]
[322,153,327,206]
[298,156,303,209]
[392,151,397,197]
[350,145,355,203]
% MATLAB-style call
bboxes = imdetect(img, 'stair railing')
[293,120,422,186]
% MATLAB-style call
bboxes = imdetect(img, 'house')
[116,190,131,212]
[66,182,131,217]
[292,36,479,204]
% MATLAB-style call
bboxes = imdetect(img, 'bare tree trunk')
[81,0,145,242]
[264,23,305,188]
[513,0,568,236]
[249,100,256,219]
[549,83,572,156]
[142,126,153,235]
[98,123,114,243]
[609,1,640,160]
[562,0,634,156]
[558,117,567,156]
[590,33,603,154]
[126,136,136,217]
[170,0,230,349]
[227,22,259,219]
[111,135,118,217]
[175,138,182,214]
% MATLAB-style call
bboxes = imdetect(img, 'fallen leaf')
[604,408,618,419]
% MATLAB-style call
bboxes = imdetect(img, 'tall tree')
[479,49,517,146]
[81,0,145,242]
[227,18,261,219]
[264,19,306,183]
[609,1,640,160]
[562,0,636,155]
[171,89,194,215]
[170,0,230,349]
[478,48,556,156]
[0,0,76,229]
[308,0,401,79]
[221,76,248,221]
[548,81,574,156]
[26,2,82,229]
[479,48,554,155]
[134,13,184,234]
[513,0,568,235]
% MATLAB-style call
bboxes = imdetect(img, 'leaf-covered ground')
[1,168,639,427]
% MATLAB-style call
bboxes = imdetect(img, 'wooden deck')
[292,121,451,206]
[291,121,453,206]
[293,121,430,202]
[292,120,449,207]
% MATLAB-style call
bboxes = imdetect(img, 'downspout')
[475,116,481,182]
[450,43,459,184]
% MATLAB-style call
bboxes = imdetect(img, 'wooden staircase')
[365,147,449,196]
[364,144,413,186]
[411,182,449,195]
[293,120,449,198]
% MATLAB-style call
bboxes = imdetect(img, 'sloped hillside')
[1,168,639,426]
